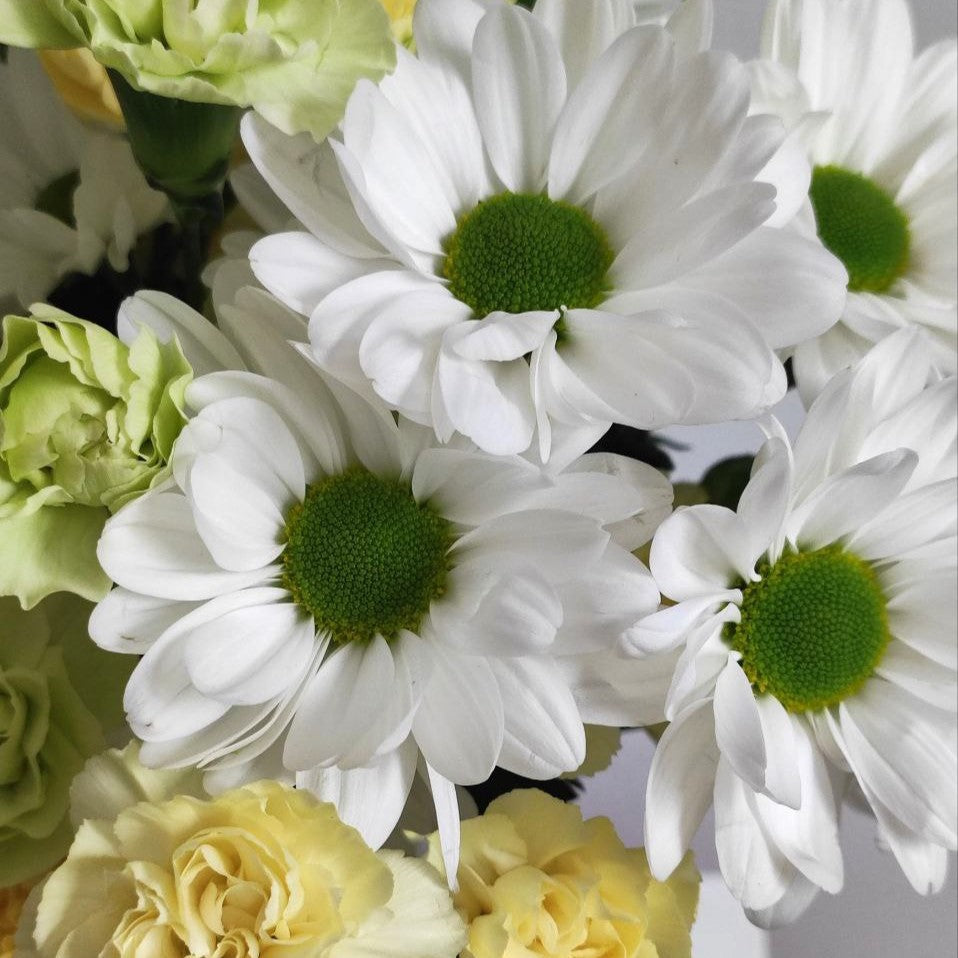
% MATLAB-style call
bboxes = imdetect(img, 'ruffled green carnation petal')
[0,504,110,609]
[0,307,191,606]
[0,0,81,47]
[0,0,397,141]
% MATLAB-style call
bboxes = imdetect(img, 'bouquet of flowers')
[0,0,954,954]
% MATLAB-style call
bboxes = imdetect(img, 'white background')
[578,2,958,954]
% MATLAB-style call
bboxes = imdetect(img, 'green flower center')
[282,470,454,646]
[809,165,910,293]
[724,546,891,713]
[443,192,614,316]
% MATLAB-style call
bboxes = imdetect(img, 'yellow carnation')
[20,778,466,958]
[38,49,122,127]
[428,789,700,958]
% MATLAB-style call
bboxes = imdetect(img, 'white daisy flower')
[244,0,846,460]
[0,50,169,312]
[90,286,675,866]
[631,329,956,926]
[750,0,957,402]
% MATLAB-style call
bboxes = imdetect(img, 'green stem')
[108,71,242,309]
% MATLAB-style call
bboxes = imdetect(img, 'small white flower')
[0,50,169,311]
[91,287,673,873]
[750,0,957,402]
[244,0,846,460]
[632,330,957,926]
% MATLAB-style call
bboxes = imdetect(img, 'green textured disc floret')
[443,191,614,316]
[809,165,911,293]
[282,470,454,645]
[724,546,891,713]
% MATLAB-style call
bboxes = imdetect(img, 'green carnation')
[0,0,396,140]
[0,593,133,886]
[0,305,191,608]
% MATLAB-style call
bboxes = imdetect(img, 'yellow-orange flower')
[380,0,417,45]
[428,789,700,958]
[39,49,122,126]
[0,882,33,958]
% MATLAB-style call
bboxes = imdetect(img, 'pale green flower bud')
[0,305,191,608]
[0,0,396,141]
[0,593,133,886]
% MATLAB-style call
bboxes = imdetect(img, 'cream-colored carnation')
[21,778,465,958]
[428,789,699,958]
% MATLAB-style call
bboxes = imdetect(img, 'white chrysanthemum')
[0,50,168,311]
[630,330,957,927]
[90,286,674,868]
[244,0,846,461]
[750,0,957,402]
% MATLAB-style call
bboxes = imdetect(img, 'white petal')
[533,0,635,91]
[457,563,562,656]
[876,643,956,711]
[411,447,543,526]
[548,27,672,203]
[872,801,952,896]
[89,589,199,655]
[413,642,503,784]
[753,716,844,893]
[561,646,680,727]
[185,373,348,481]
[746,871,821,930]
[452,311,558,361]
[186,454,287,573]
[379,46,491,213]
[787,449,917,550]
[297,738,418,849]
[425,761,462,890]
[472,5,566,192]
[682,227,847,349]
[714,758,795,911]
[714,660,771,799]
[736,436,792,566]
[118,290,245,375]
[435,326,536,455]
[339,81,456,260]
[250,231,386,316]
[645,699,720,880]
[183,594,314,705]
[624,595,737,656]
[359,289,464,420]
[611,182,776,290]
[97,491,277,601]
[413,0,491,77]
[849,479,957,560]
[839,684,958,847]
[556,309,697,428]
[555,543,658,654]
[494,657,586,778]
[452,509,609,582]
[650,504,756,601]
[240,112,382,257]
[284,637,400,770]
[309,270,444,394]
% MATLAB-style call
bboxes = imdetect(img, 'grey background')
[578,3,957,954]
